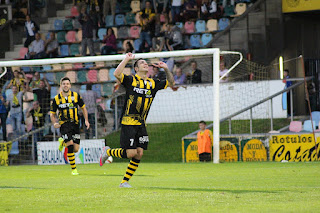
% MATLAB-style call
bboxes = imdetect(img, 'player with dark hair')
[50,77,90,175]
[99,53,174,188]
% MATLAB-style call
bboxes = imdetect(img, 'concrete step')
[14,44,24,52]
[40,23,53,32]
[57,9,71,17]
[5,51,19,60]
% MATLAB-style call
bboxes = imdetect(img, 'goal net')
[0,48,276,165]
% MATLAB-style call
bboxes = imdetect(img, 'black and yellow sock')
[67,145,76,170]
[107,148,127,158]
[121,158,140,184]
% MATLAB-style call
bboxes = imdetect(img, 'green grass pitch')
[1,162,320,212]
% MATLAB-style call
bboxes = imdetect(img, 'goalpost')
[0,48,246,164]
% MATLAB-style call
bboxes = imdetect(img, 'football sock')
[121,158,140,183]
[67,145,76,170]
[107,148,127,158]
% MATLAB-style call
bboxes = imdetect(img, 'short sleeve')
[78,93,85,108]
[120,73,133,88]
[50,98,58,114]
[155,79,168,91]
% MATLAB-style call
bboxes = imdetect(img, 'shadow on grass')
[146,187,282,194]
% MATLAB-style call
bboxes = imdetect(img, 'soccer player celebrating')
[99,53,174,187]
[50,77,90,175]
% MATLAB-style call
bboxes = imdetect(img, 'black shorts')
[120,125,149,150]
[199,153,212,162]
[60,122,80,144]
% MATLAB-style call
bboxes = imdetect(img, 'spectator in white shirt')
[219,61,229,83]
[26,32,45,59]
[24,15,39,47]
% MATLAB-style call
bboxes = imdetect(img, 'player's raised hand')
[152,61,168,70]
[125,52,135,61]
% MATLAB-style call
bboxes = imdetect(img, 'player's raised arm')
[114,53,135,81]
[152,61,175,87]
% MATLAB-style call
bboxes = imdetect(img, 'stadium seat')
[54,19,63,30]
[87,70,98,82]
[21,67,31,72]
[84,62,94,69]
[231,3,247,17]
[126,13,136,25]
[218,18,230,31]
[66,31,77,42]
[311,111,320,127]
[117,26,129,39]
[42,65,51,71]
[105,99,112,110]
[175,22,183,29]
[130,0,140,13]
[74,63,83,69]
[77,71,87,83]
[66,71,77,83]
[289,121,302,133]
[105,15,114,27]
[50,86,58,98]
[160,14,166,23]
[190,34,201,48]
[224,5,235,16]
[60,45,69,57]
[109,68,117,81]
[195,20,206,33]
[116,40,123,51]
[44,72,55,84]
[73,18,82,29]
[99,69,109,81]
[184,21,195,34]
[70,43,80,55]
[98,28,107,41]
[70,6,79,17]
[115,14,125,26]
[64,63,73,70]
[102,83,114,97]
[52,64,62,71]
[55,72,66,83]
[92,84,102,97]
[133,39,142,52]
[77,29,82,41]
[57,31,66,43]
[303,120,316,132]
[64,19,74,30]
[206,19,218,32]
[9,141,19,155]
[201,33,213,46]
[130,26,140,38]
[95,61,105,68]
[19,47,28,59]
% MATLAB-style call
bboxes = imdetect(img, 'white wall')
[147,80,287,123]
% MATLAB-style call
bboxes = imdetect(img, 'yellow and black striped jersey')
[50,91,85,125]
[120,73,168,126]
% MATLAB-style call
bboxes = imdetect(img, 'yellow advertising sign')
[220,141,238,162]
[282,0,320,13]
[270,134,320,162]
[242,139,267,162]
[186,141,199,162]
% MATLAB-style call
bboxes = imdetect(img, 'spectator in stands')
[200,0,220,20]
[24,15,39,47]
[283,69,292,116]
[197,120,212,162]
[151,66,166,81]
[26,101,45,142]
[152,15,166,52]
[74,0,86,15]
[81,84,98,139]
[219,61,229,83]
[101,28,117,55]
[26,32,46,59]
[0,88,8,141]
[32,79,51,114]
[29,71,41,89]
[174,67,186,85]
[6,70,25,92]
[124,41,134,53]
[44,32,59,58]
[154,0,169,14]
[171,0,183,24]
[187,60,202,84]
[89,8,101,40]
[165,25,183,51]
[79,8,95,56]
[223,0,235,8]
[7,85,24,137]
[103,0,116,18]
[182,0,198,21]
[138,13,154,53]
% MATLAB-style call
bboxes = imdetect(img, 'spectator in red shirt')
[101,28,117,55]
